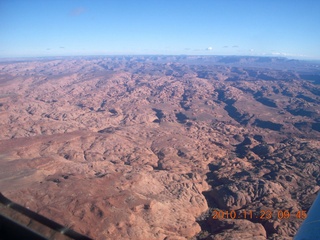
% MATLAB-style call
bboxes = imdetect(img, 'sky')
[0,0,320,59]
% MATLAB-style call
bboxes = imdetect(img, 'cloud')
[223,46,228,48]
[184,48,191,51]
[271,52,306,58]
[271,52,291,56]
[206,47,213,51]
[232,45,239,48]
[46,48,51,51]
[60,46,65,49]
[70,7,86,16]
[249,49,254,52]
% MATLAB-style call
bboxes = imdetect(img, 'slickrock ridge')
[0,56,319,239]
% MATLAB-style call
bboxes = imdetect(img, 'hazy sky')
[1,0,320,59]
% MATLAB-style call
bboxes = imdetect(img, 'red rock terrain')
[0,56,319,239]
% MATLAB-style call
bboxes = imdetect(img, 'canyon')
[0,55,319,239]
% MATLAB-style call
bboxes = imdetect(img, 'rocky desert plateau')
[0,55,319,240]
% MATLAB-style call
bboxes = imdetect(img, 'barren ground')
[0,56,319,239]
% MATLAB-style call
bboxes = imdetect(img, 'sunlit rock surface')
[0,56,319,239]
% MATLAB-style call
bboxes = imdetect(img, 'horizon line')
[0,54,319,62]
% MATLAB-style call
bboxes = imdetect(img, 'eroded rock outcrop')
[0,56,319,239]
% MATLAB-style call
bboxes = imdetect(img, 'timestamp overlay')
[212,209,307,220]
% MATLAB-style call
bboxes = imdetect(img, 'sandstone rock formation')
[0,56,319,239]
